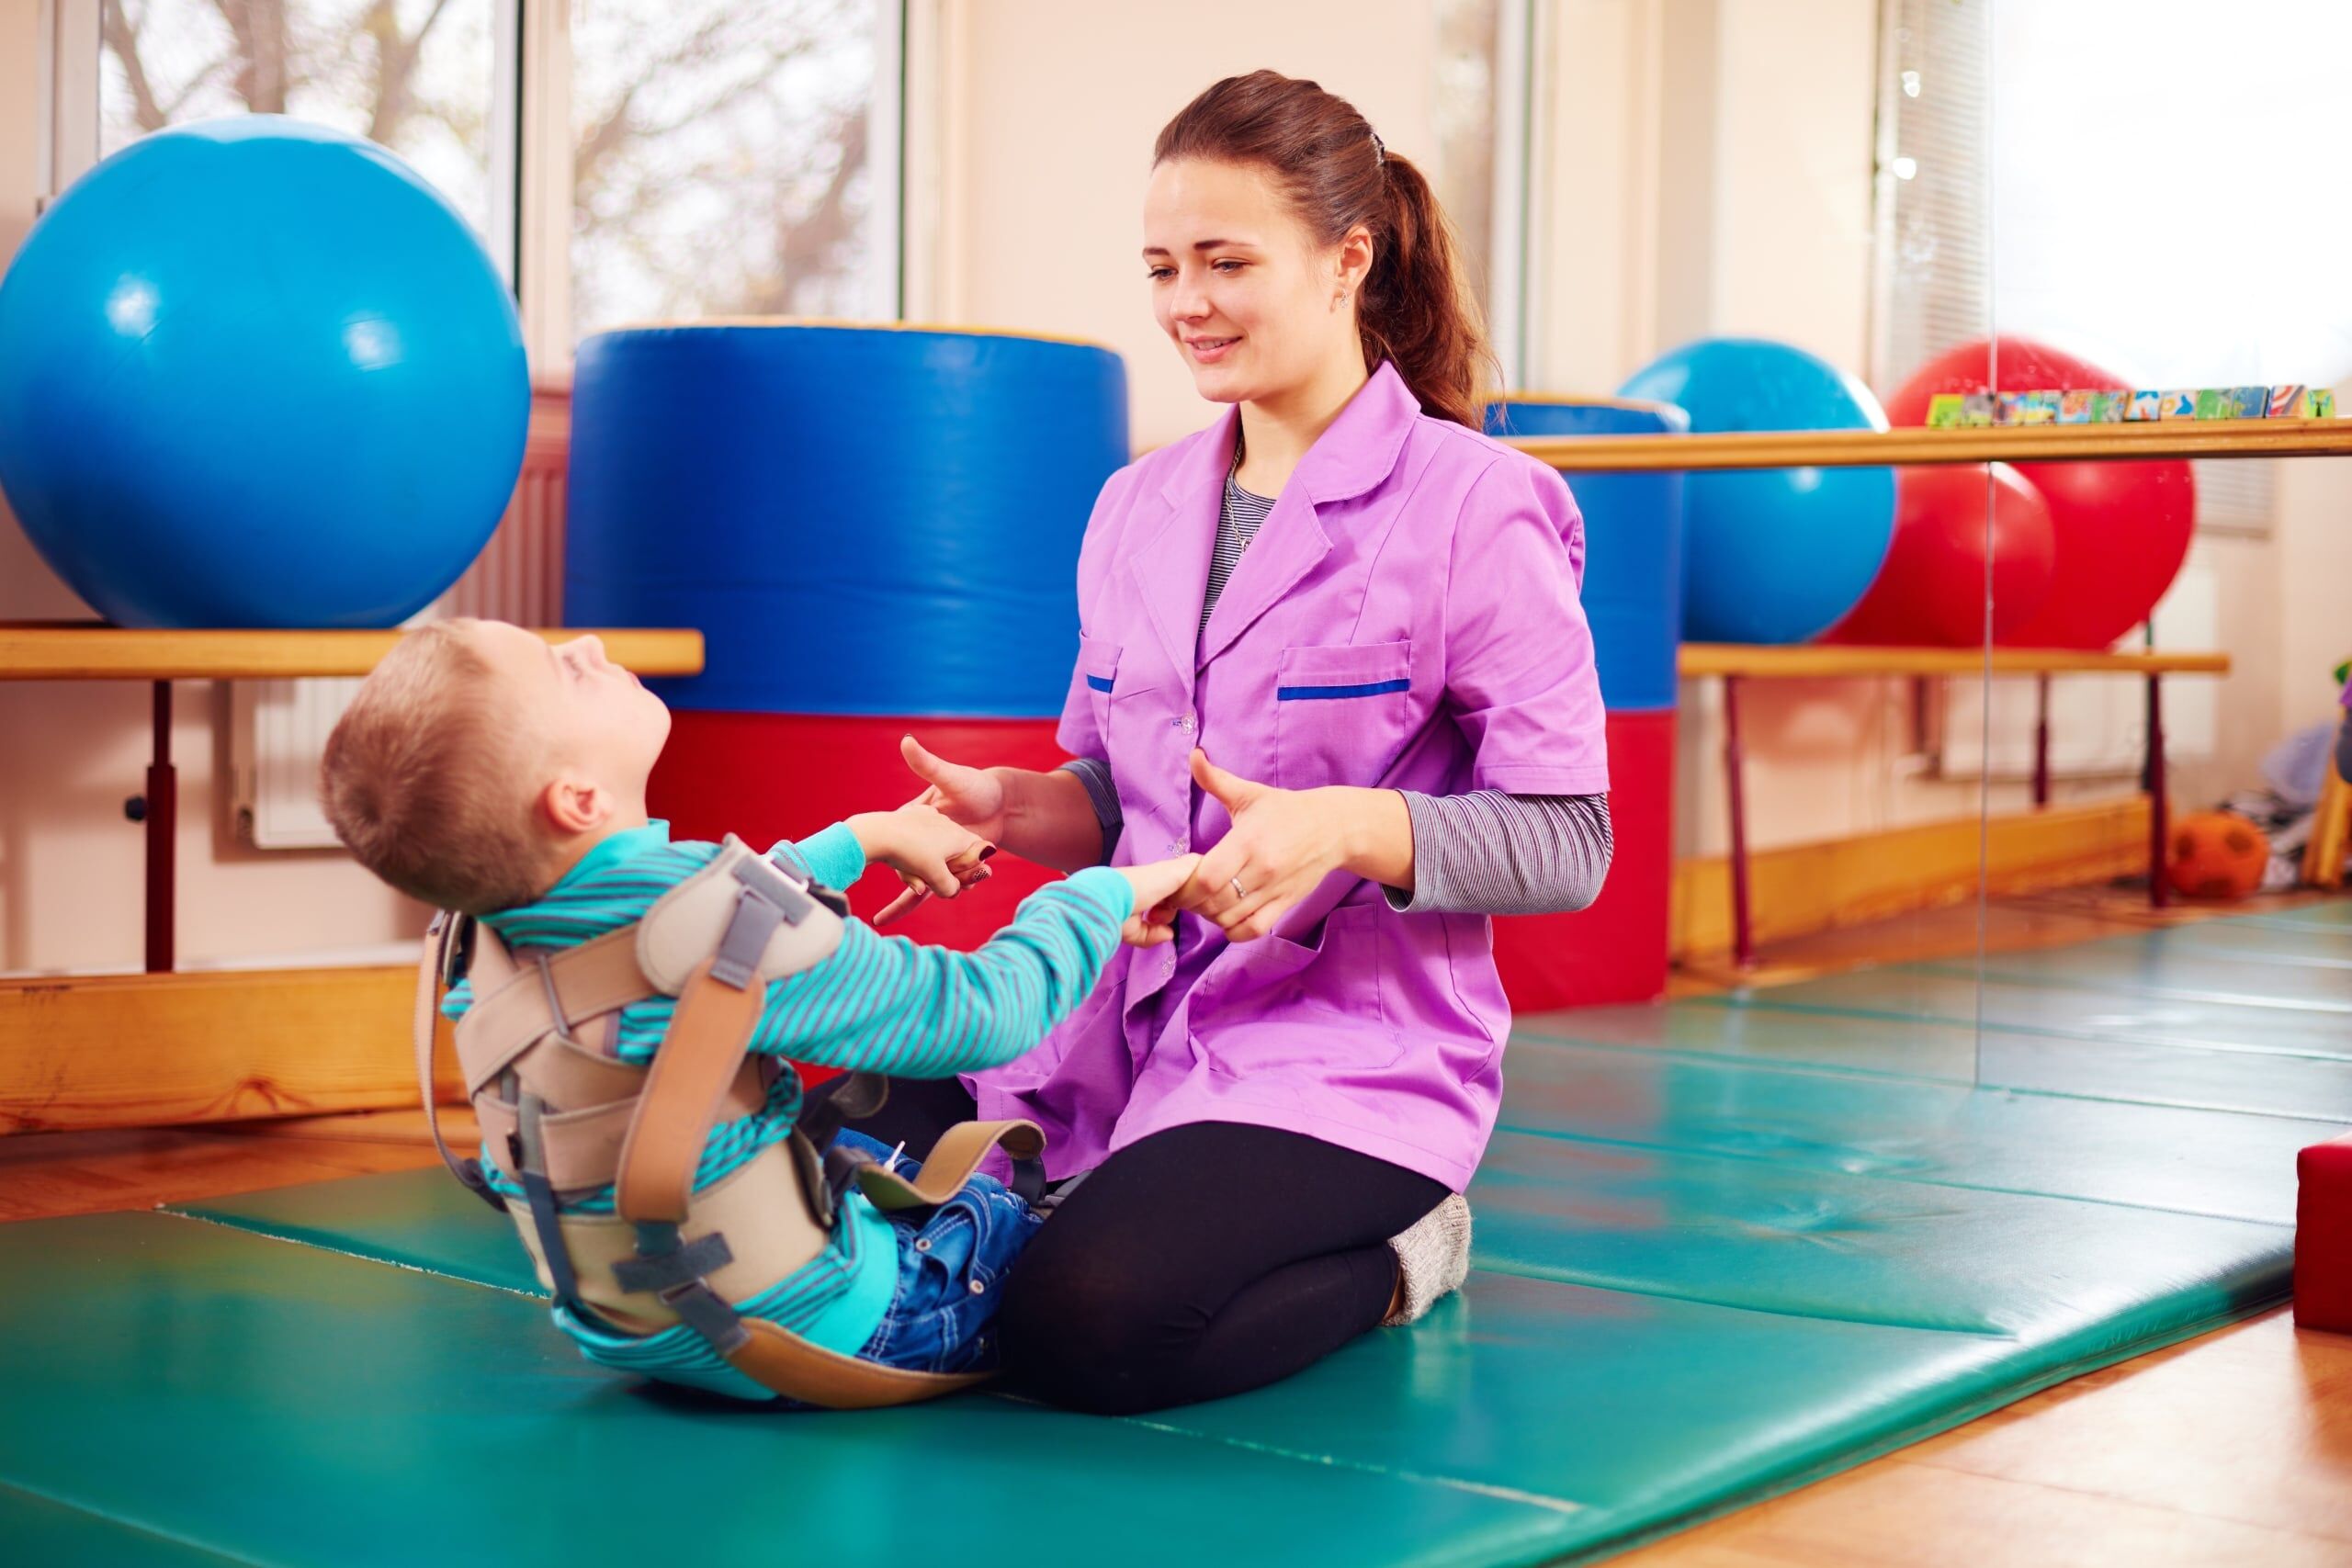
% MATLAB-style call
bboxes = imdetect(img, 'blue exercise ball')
[0,117,527,627]
[1617,338,1894,645]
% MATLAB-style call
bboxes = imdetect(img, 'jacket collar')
[1128,363,1420,680]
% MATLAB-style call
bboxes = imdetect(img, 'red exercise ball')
[1882,335,2195,649]
[1824,463,2054,647]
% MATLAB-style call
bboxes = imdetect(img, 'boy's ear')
[537,771,608,836]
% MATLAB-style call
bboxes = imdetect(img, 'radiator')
[230,396,571,849]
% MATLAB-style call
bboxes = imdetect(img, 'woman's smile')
[1184,333,1241,363]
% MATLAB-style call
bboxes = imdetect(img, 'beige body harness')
[412,837,1046,1408]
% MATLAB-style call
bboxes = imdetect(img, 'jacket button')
[913,1237,931,1253]
[968,1279,988,1296]
[1174,715,1195,732]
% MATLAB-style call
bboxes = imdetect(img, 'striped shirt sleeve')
[1384,792,1613,917]
[746,865,1135,1076]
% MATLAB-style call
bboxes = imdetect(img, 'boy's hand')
[1115,853,1200,948]
[850,803,996,900]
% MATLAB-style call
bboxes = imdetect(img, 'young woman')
[853,70,1613,1415]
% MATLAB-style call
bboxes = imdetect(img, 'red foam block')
[2296,1134,2352,1332]
[654,705,1677,1017]
[1490,707,1675,1011]
[650,711,1072,953]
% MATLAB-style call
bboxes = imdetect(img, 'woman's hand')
[1178,750,1413,942]
[897,734,1113,876]
[1114,853,1201,947]
[848,802,996,899]
[899,736,1015,842]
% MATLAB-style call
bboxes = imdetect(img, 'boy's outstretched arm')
[749,857,1195,1078]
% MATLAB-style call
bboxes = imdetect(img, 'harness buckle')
[532,951,586,1049]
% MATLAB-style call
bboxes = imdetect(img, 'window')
[569,0,896,336]
[97,0,507,258]
[1876,0,2352,534]
[77,1,907,354]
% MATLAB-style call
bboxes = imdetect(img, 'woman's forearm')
[1329,786,1416,891]
[1000,765,1114,874]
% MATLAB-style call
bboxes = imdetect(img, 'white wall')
[916,0,1463,449]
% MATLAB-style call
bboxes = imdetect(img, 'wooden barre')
[1679,644,2231,679]
[0,625,706,681]
[1506,418,2352,472]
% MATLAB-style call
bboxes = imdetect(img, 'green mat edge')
[0,1476,266,1568]
[162,1203,542,1301]
[141,1198,2289,1568]
[1540,1293,2278,1565]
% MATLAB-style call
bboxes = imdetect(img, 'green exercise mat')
[6,909,2344,1564]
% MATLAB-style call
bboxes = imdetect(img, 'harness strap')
[475,1058,766,1194]
[613,956,769,1224]
[513,1089,584,1310]
[413,913,503,1212]
[456,928,651,1095]
[854,1120,1048,1213]
[797,1072,890,1221]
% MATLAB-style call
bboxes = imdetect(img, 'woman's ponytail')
[1155,71,1494,429]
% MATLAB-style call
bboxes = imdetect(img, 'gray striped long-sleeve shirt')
[1057,466,1614,918]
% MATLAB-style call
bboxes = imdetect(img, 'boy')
[321,618,1196,1402]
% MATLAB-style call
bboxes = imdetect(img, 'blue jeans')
[835,1128,1046,1376]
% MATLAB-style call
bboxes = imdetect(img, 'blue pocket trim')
[1276,678,1410,702]
[1086,674,1114,693]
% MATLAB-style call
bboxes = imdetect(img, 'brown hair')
[1154,70,1493,429]
[319,620,549,916]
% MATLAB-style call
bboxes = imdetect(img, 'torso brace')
[411,836,1047,1409]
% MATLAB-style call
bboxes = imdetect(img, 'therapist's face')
[1144,157,1363,406]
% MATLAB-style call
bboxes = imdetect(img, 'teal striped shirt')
[442,818,1131,1395]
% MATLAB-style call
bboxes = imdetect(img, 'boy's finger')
[875,885,930,926]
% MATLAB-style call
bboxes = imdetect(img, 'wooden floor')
[2,884,2347,1565]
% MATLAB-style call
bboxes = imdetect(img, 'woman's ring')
[1230,878,1249,901]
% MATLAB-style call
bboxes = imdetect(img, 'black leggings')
[847,1077,1448,1415]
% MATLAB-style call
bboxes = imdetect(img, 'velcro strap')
[636,838,844,997]
[614,959,767,1224]
[478,1055,765,1194]
[661,1281,750,1355]
[613,1229,736,1295]
[711,887,786,990]
[854,1120,1047,1213]
[455,927,654,1094]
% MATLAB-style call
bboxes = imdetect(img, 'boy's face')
[467,621,672,805]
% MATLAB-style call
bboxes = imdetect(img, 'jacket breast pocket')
[1273,641,1415,790]
[1076,633,1121,740]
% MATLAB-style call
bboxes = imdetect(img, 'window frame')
[38,0,911,380]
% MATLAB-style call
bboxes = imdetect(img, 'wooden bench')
[1679,644,2233,967]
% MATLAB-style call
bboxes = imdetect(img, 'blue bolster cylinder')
[566,323,1130,717]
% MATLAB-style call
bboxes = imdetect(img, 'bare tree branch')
[99,1,171,133]
[767,107,869,311]
[211,0,292,114]
[364,0,459,145]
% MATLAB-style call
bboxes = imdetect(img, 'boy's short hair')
[321,621,548,915]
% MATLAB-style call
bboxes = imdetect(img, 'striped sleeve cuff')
[1058,757,1124,865]
[1384,791,1614,917]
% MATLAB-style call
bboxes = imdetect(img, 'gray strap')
[414,912,503,1211]
[613,1230,736,1295]
[514,1089,584,1310]
[710,888,786,990]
